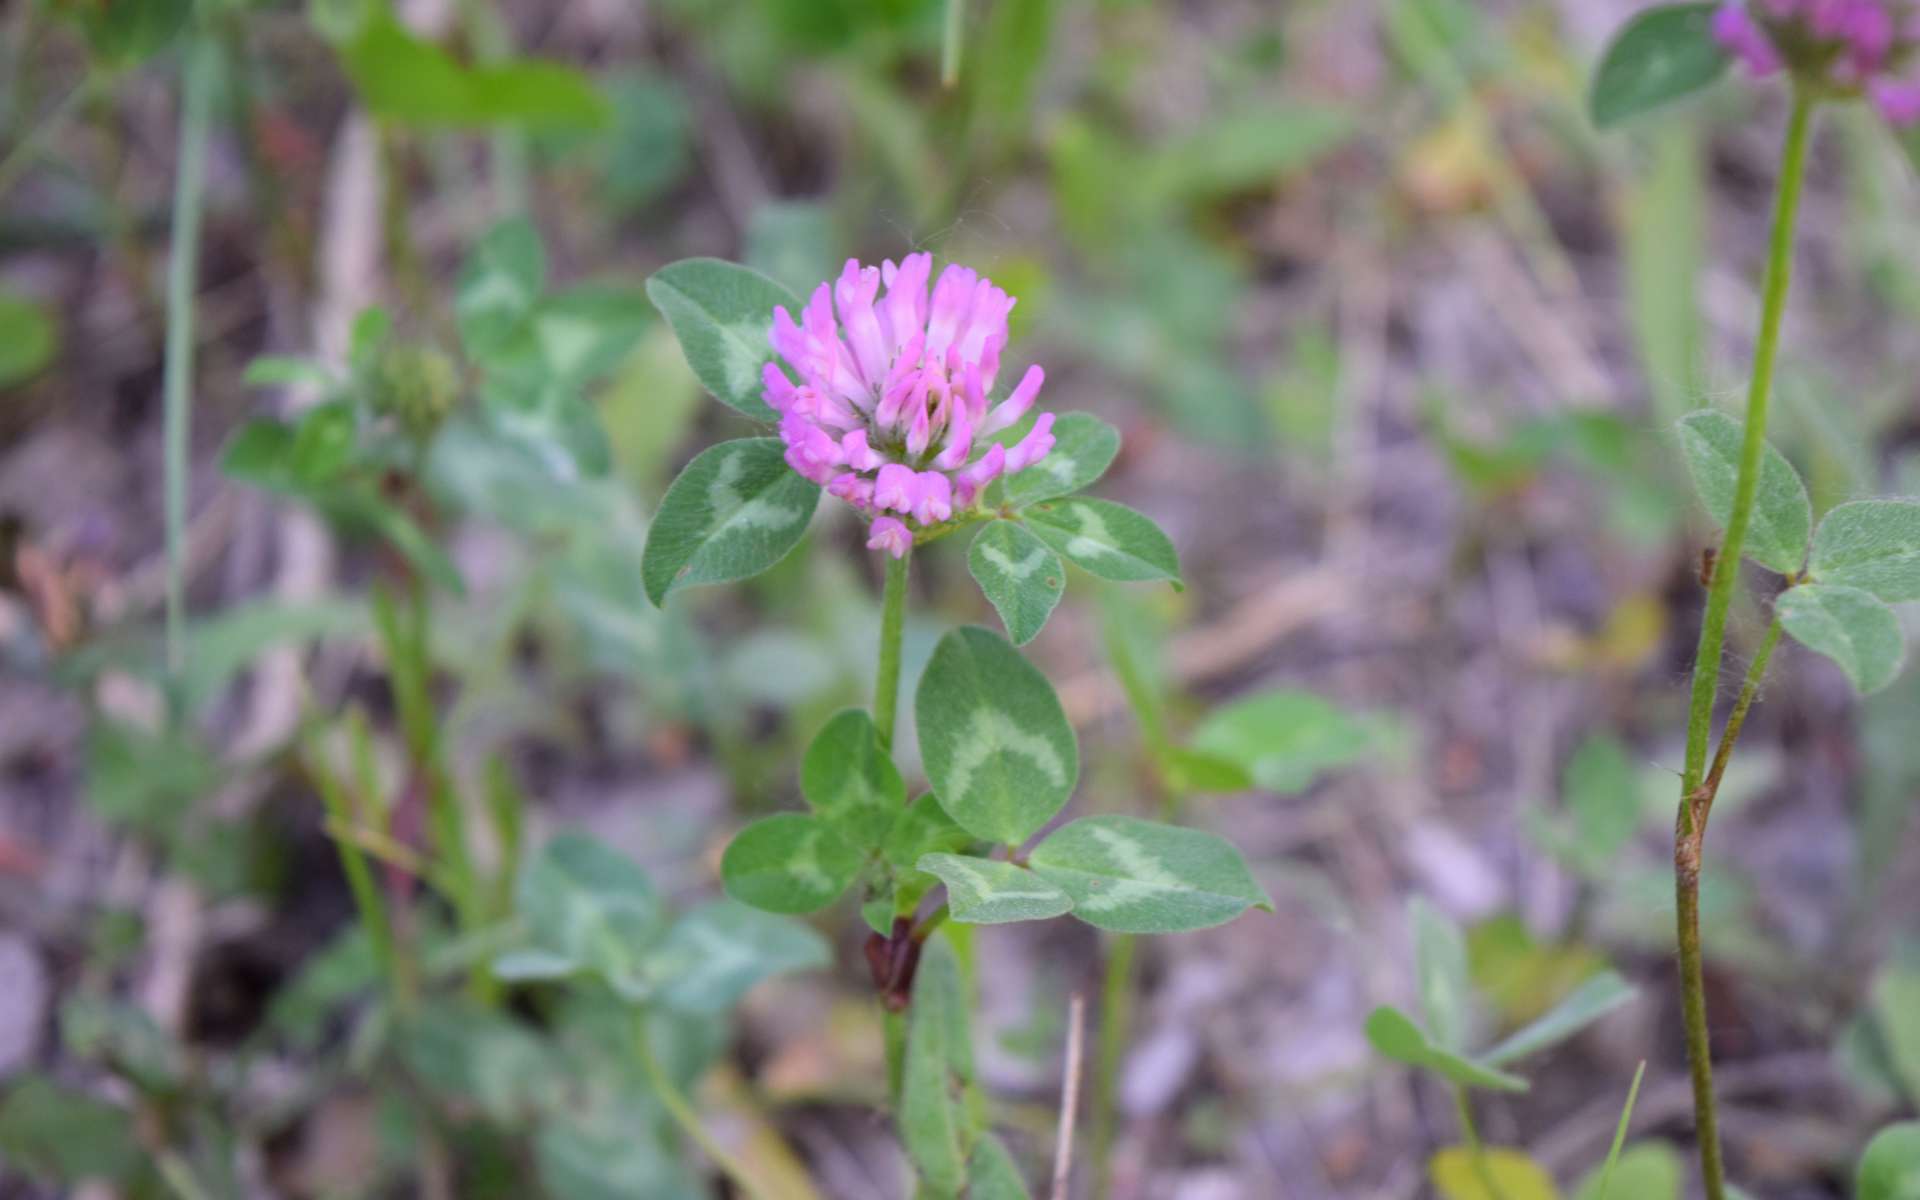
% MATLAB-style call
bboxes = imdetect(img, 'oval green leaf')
[915,627,1080,846]
[1364,1006,1530,1093]
[643,900,831,1013]
[1029,815,1271,934]
[1589,3,1730,130]
[1023,497,1181,584]
[515,834,663,991]
[916,853,1073,925]
[968,520,1066,646]
[1857,1122,1920,1200]
[1479,971,1636,1067]
[1189,689,1372,793]
[645,258,799,421]
[1778,583,1906,695]
[1412,896,1472,1053]
[719,813,861,914]
[1576,1143,1681,1200]
[640,438,820,606]
[996,412,1121,506]
[901,937,971,1195]
[1811,499,1920,602]
[967,1134,1034,1200]
[1676,410,1811,575]
[802,709,905,849]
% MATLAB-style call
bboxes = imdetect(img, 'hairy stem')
[1703,618,1784,809]
[1674,92,1814,1200]
[874,548,912,1104]
[163,37,218,688]
[874,550,912,751]
[636,1014,771,1200]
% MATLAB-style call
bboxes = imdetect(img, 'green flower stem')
[636,1014,772,1200]
[1674,91,1815,1200]
[874,547,912,1106]
[942,0,967,86]
[884,1007,908,1107]
[163,36,219,689]
[1454,1087,1511,1200]
[874,549,912,751]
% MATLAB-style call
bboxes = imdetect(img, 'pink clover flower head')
[1715,1,1920,120]
[765,256,1055,555]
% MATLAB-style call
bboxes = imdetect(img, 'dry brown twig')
[1052,992,1087,1200]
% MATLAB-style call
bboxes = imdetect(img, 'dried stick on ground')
[1052,993,1087,1200]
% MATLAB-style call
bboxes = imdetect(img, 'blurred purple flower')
[765,256,1055,557]
[1715,0,1920,124]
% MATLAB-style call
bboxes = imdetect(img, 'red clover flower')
[1713,0,1920,121]
[764,256,1056,557]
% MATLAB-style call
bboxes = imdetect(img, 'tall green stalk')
[874,551,912,751]
[163,37,219,687]
[1673,91,1815,1200]
[873,548,913,1103]
[635,1014,772,1200]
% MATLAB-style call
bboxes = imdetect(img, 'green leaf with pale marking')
[917,854,1073,925]
[646,258,799,420]
[511,835,664,998]
[967,1134,1034,1199]
[1480,971,1636,1066]
[719,813,861,914]
[1676,410,1810,575]
[1778,583,1906,694]
[1430,1146,1560,1200]
[1589,3,1729,130]
[1576,1143,1681,1200]
[996,412,1121,506]
[1364,1007,1530,1093]
[1412,897,1473,1053]
[968,521,1066,646]
[915,627,1079,846]
[1029,815,1271,934]
[802,709,905,849]
[1190,689,1372,792]
[1023,498,1181,584]
[0,1076,145,1186]
[640,438,820,606]
[643,900,830,1013]
[1810,499,1920,602]
[1857,1123,1920,1200]
[457,218,547,359]
[901,937,971,1195]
